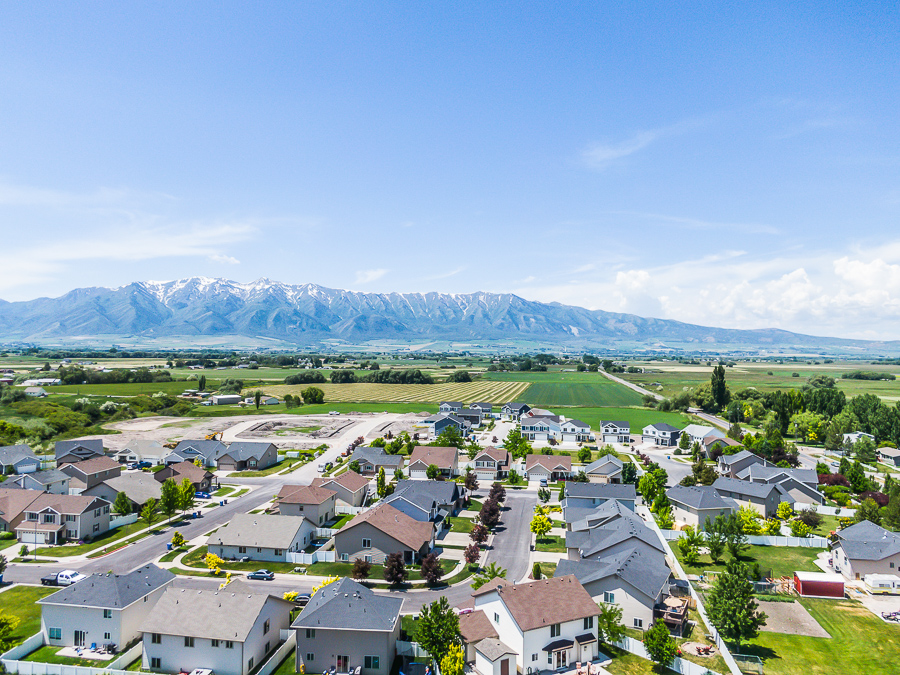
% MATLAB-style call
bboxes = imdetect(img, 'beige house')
[16,493,112,545]
[208,513,314,563]
[275,485,337,525]
[311,472,370,507]
[60,456,123,493]
[712,477,792,518]
[524,454,573,482]
[408,446,459,479]
[833,521,900,581]
[333,503,433,564]
[665,485,738,530]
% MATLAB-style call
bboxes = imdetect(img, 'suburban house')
[712,477,792,518]
[717,449,769,478]
[350,447,405,476]
[293,577,401,675]
[471,402,494,417]
[333,503,434,564]
[555,548,672,631]
[59,456,123,493]
[681,424,726,447]
[455,408,485,427]
[0,444,40,475]
[501,402,531,421]
[702,436,742,457]
[7,469,70,494]
[582,455,624,484]
[843,431,876,447]
[439,401,464,413]
[471,447,511,481]
[217,442,278,472]
[665,485,739,530]
[275,485,337,525]
[560,419,593,443]
[39,564,175,649]
[598,421,630,444]
[564,500,642,533]
[154,461,215,492]
[641,423,681,447]
[114,440,167,466]
[140,584,293,675]
[466,575,600,673]
[832,520,900,581]
[423,413,470,437]
[83,473,163,512]
[520,415,562,443]
[382,479,464,523]
[310,472,370,507]
[562,482,637,513]
[16,493,112,545]
[55,439,105,465]
[524,454,573,482]
[25,386,47,397]
[408,446,459,479]
[208,513,314,562]
[878,447,900,467]
[163,439,227,468]
[458,609,500,663]
[565,518,665,562]
[739,465,824,504]
[0,488,48,533]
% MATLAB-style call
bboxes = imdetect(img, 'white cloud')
[210,254,241,265]
[355,268,388,284]
[613,211,779,236]
[581,118,710,170]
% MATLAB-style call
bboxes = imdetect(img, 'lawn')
[270,648,298,675]
[306,558,456,582]
[22,645,126,667]
[0,585,60,646]
[449,516,475,534]
[672,544,824,579]
[159,546,188,562]
[328,514,353,529]
[533,562,558,578]
[34,519,173,557]
[182,546,300,574]
[601,644,657,674]
[213,486,235,496]
[534,535,567,553]
[238,459,299,477]
[740,597,900,675]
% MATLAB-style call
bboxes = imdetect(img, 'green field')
[481,371,644,407]
[562,406,691,431]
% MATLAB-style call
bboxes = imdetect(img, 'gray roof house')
[217,442,278,472]
[0,444,40,475]
[556,546,671,631]
[582,454,624,483]
[641,423,681,447]
[665,485,739,529]
[55,439,105,464]
[7,469,70,494]
[208,513,315,563]
[438,401,464,413]
[394,479,464,512]
[140,583,293,675]
[833,520,900,581]
[164,439,227,467]
[501,402,531,420]
[738,464,824,504]
[83,473,164,510]
[565,518,664,561]
[564,499,644,533]
[114,440,167,465]
[350,447,405,475]
[712,476,792,518]
[562,482,637,514]
[717,449,768,478]
[293,578,402,675]
[39,564,175,649]
[423,413,470,437]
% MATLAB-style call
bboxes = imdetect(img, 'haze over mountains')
[0,277,893,352]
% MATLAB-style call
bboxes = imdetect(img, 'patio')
[463,652,613,675]
[57,646,115,661]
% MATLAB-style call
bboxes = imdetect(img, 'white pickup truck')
[41,570,87,586]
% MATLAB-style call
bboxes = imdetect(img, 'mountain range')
[0,277,893,352]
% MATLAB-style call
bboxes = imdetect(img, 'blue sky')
[1,3,899,339]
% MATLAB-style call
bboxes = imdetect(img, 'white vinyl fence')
[287,550,335,564]
[109,513,139,530]
[256,632,296,675]
[336,504,366,515]
[2,634,146,675]
[659,529,829,548]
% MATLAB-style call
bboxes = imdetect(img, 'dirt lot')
[371,413,432,438]
[758,599,832,637]
[241,417,353,440]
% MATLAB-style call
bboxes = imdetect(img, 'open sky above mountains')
[0,3,898,339]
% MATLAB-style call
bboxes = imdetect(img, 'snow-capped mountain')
[0,277,886,349]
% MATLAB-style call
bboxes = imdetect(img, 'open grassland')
[262,380,531,404]
[563,406,691,431]
[50,380,219,396]
[741,598,900,675]
[622,361,900,401]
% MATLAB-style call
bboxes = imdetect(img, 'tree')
[776,501,794,520]
[706,526,726,563]
[464,543,481,566]
[113,491,132,516]
[530,512,552,539]
[577,447,592,464]
[470,523,489,545]
[198,375,207,392]
[393,467,404,481]
[532,561,542,580]
[638,474,659,504]
[790,520,811,537]
[440,644,465,675]
[479,499,501,529]
[421,552,445,584]
[301,386,325,404]
[383,552,408,585]
[656,506,674,530]
[643,619,677,667]
[797,507,823,529]
[140,498,159,528]
[415,596,461,663]
[621,462,637,485]
[706,559,767,649]
[159,478,179,522]
[489,482,507,503]
[710,364,730,411]
[855,498,882,525]
[502,428,531,459]
[376,467,387,498]
[349,460,361,473]
[352,557,371,580]
[470,562,506,590]
[171,531,186,548]
[254,389,262,410]
[204,552,225,575]
[0,612,21,653]
[464,470,479,491]
[426,464,441,480]
[678,432,691,452]
[177,478,196,515]
[507,468,521,485]
[597,602,626,645]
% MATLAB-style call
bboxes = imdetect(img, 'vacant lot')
[263,380,531,404]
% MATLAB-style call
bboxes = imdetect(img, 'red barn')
[794,571,844,598]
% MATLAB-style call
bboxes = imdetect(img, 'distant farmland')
[481,371,643,407]
[263,380,531,404]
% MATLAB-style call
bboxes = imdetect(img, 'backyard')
[672,544,824,579]
[0,585,59,646]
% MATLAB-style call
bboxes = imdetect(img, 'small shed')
[794,571,844,598]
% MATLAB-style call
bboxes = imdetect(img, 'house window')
[93,523,100,533]
[42,514,55,524]
[494,612,499,623]
[151,658,161,669]
[341,553,349,561]
[364,554,373,563]
[365,656,380,670]
[184,637,194,648]
[306,629,316,639]
[94,509,101,517]
[266,642,270,653]
[274,549,282,557]
[27,513,37,521]
[531,654,538,662]
[104,633,111,640]
[257,547,262,553]
[603,592,615,604]
[49,628,62,640]
[633,618,643,629]
[297,506,304,512]
[248,658,254,670]
[212,640,220,647]
[151,633,161,644]
[226,641,234,649]
[892,562,896,569]
[239,546,246,554]
[550,623,561,638]
[67,515,76,522]
[584,617,594,630]
[264,619,270,635]
[362,538,371,549]
[103,609,112,618]
[103,506,110,514]
[306,654,315,662]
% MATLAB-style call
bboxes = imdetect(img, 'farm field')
[563,406,691,431]
[50,380,218,396]
[481,370,643,407]
[261,380,531,404]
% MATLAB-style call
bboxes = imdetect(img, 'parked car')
[329,411,340,416]
[296,593,311,607]
[129,461,153,470]
[539,478,548,487]
[42,570,87,586]
[247,569,275,580]
[195,491,211,499]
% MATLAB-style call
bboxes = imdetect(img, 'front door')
[337,655,349,673]
[554,651,568,669]
[500,658,509,675]
[74,630,86,647]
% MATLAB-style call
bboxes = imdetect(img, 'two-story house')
[333,503,434,565]
[59,456,123,494]
[7,469,70,494]
[640,423,681,447]
[598,421,630,444]
[439,401,464,414]
[665,485,738,530]
[501,403,531,422]
[310,472,370,508]
[55,440,105,465]
[833,520,900,581]
[520,416,562,443]
[711,477,792,518]
[681,424,725,447]
[16,493,112,545]
[423,413,470,438]
[560,419,593,443]
[275,485,337,525]
[471,447,511,481]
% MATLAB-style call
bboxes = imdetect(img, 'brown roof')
[703,437,742,448]
[27,492,108,515]
[471,576,507,597]
[341,503,433,550]
[60,455,121,476]
[0,488,42,522]
[473,447,509,464]
[409,446,458,469]
[490,575,598,632]
[525,454,573,472]
[157,461,212,484]
[278,485,336,505]
[322,471,370,492]
[459,610,499,643]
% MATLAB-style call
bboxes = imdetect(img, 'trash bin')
[166,543,172,551]
[224,499,228,504]
[220,501,224,506]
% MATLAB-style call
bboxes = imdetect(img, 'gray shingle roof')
[0,445,38,466]
[94,473,163,504]
[39,564,174,609]
[394,479,460,506]
[666,485,735,511]
[713,477,788,500]
[837,520,900,561]
[209,513,309,549]
[474,638,517,661]
[564,501,644,532]
[583,455,624,474]
[171,439,227,461]
[55,439,104,459]
[565,518,664,558]
[564,482,636,501]
[555,547,671,600]
[221,441,275,461]
[291,577,401,632]
[13,469,69,485]
[741,464,817,485]
[351,447,404,467]
[718,449,759,466]
[646,423,680,432]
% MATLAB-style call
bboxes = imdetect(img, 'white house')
[520,416,562,443]
[641,423,681,447]
[501,403,531,421]
[681,424,725,446]
[598,421,630,444]
[560,419,593,443]
[208,513,314,562]
[833,520,900,581]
